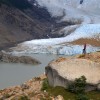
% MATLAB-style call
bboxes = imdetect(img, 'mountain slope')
[0,0,75,50]
[0,1,62,50]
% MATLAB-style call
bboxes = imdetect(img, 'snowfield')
[12,0,100,55]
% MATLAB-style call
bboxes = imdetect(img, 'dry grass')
[77,52,100,63]
[70,38,100,47]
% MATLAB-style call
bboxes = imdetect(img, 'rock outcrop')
[0,75,46,100]
[45,56,100,90]
[0,52,40,65]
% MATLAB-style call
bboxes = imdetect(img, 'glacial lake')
[0,54,66,89]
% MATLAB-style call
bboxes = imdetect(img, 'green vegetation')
[68,76,86,94]
[76,94,89,100]
[19,95,29,100]
[0,0,32,9]
[41,78,49,91]
[68,76,88,100]
[87,91,100,100]
[41,78,100,100]
[78,54,85,58]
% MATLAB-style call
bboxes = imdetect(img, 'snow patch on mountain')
[36,0,100,23]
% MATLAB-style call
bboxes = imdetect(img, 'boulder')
[45,57,100,90]
[0,52,40,65]
[55,95,64,100]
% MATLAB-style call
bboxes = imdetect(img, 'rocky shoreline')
[0,75,63,100]
[0,51,41,65]
[0,75,46,100]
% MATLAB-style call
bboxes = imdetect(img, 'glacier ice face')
[11,44,100,56]
[11,24,100,55]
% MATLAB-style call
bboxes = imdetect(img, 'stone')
[20,84,29,90]
[55,95,64,100]
[0,52,41,65]
[45,57,100,90]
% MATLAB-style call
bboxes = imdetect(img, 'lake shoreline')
[0,51,100,99]
[0,53,63,90]
[0,74,47,100]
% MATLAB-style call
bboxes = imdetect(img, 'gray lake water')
[0,54,65,89]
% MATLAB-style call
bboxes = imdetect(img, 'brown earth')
[77,51,100,63]
[70,38,100,47]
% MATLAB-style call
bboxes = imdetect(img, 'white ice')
[11,44,100,56]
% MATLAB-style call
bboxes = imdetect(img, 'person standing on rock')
[82,43,86,55]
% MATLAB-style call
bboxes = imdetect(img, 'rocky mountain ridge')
[0,0,72,50]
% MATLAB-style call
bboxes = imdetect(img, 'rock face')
[45,57,100,90]
[0,52,40,64]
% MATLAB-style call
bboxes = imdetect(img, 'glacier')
[22,24,100,46]
[11,44,100,56]
[11,0,100,55]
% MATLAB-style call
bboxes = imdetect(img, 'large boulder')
[45,57,100,90]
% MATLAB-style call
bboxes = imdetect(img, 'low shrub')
[68,76,86,94]
[68,76,89,100]
[76,94,89,100]
[19,95,29,100]
[41,79,49,91]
